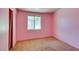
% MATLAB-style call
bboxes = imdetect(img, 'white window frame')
[27,16,41,30]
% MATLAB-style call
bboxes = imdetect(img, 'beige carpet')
[10,37,79,51]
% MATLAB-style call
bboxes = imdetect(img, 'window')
[27,16,41,30]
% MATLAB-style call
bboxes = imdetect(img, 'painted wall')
[16,10,53,41]
[0,8,9,51]
[54,8,79,48]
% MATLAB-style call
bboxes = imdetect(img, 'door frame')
[9,9,13,49]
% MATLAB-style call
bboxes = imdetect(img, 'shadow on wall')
[54,8,79,49]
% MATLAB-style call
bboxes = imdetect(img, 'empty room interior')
[0,8,79,51]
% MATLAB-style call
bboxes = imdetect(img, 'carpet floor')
[10,37,79,51]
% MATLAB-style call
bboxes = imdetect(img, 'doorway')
[9,9,13,49]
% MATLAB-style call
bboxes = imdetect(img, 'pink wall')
[54,8,79,48]
[16,10,53,41]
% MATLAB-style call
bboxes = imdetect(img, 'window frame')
[27,15,41,30]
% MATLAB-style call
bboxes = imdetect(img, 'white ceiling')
[19,8,59,13]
